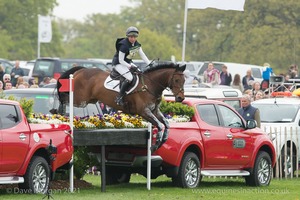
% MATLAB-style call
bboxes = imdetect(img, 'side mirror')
[247,120,257,129]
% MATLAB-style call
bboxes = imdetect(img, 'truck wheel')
[245,151,272,186]
[278,146,296,177]
[19,156,50,194]
[172,152,200,188]
[106,168,131,185]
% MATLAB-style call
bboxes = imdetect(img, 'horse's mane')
[56,66,85,105]
[143,62,177,74]
[57,66,85,93]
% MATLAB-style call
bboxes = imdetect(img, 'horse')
[56,62,186,151]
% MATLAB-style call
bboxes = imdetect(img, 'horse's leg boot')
[116,80,130,106]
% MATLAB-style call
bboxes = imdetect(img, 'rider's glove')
[130,66,141,73]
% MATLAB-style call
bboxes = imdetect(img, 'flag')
[187,0,245,11]
[38,15,52,43]
[58,79,74,92]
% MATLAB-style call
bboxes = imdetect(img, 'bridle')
[135,68,185,98]
[168,72,185,96]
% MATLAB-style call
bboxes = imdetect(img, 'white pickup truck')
[252,97,300,177]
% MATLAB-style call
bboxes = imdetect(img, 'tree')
[55,0,300,73]
[0,0,63,60]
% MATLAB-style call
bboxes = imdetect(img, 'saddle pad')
[104,76,139,94]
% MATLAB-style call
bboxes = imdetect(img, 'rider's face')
[128,35,137,44]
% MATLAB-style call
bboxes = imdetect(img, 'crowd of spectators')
[199,62,300,102]
[1,73,56,91]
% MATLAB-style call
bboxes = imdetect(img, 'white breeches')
[115,64,133,81]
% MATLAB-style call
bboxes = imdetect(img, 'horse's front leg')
[154,108,170,144]
[142,107,164,151]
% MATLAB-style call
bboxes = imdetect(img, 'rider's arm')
[118,51,132,68]
[138,47,150,65]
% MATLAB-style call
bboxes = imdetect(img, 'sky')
[53,0,133,21]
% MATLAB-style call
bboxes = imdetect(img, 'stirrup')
[115,96,124,106]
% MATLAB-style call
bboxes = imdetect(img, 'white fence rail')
[263,126,299,179]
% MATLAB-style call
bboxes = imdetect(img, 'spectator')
[242,69,254,91]
[30,84,39,88]
[261,63,273,91]
[10,60,24,87]
[3,74,11,85]
[22,82,29,88]
[203,62,220,86]
[0,81,3,92]
[252,81,261,97]
[276,74,291,92]
[17,83,26,89]
[16,76,25,88]
[184,70,198,86]
[4,81,13,90]
[49,78,57,84]
[0,65,4,83]
[231,74,244,92]
[283,74,292,91]
[288,64,298,78]
[219,65,232,86]
[39,77,51,87]
[28,77,37,87]
[238,94,261,128]
[244,89,254,101]
[254,90,264,101]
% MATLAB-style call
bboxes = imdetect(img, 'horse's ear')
[176,64,186,72]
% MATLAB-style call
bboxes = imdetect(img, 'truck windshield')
[254,104,299,123]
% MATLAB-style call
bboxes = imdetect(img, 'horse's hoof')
[157,140,166,149]
[150,145,158,153]
[49,108,58,114]
[162,137,168,144]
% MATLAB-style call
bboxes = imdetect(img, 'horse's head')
[168,64,186,102]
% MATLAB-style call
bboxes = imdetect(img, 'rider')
[112,26,151,106]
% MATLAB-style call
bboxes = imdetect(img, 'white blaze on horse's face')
[170,65,186,102]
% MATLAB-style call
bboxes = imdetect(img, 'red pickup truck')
[0,99,73,193]
[101,98,276,188]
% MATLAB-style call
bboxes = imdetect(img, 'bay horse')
[56,62,186,151]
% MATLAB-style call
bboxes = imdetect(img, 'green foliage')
[160,100,194,118]
[57,0,300,74]
[0,95,34,119]
[1,0,300,74]
[0,0,62,60]
[73,146,97,180]
[18,98,34,119]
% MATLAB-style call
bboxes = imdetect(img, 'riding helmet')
[126,26,139,37]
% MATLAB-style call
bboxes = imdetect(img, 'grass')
[0,175,299,200]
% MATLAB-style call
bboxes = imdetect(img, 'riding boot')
[116,80,130,106]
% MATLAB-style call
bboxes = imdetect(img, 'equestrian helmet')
[126,26,139,37]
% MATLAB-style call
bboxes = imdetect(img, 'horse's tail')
[56,66,85,105]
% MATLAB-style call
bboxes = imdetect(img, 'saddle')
[104,68,140,94]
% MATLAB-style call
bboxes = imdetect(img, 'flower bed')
[1,96,194,129]
[29,111,191,129]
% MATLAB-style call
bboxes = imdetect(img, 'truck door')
[197,104,228,167]
[216,105,253,166]
[0,104,30,174]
